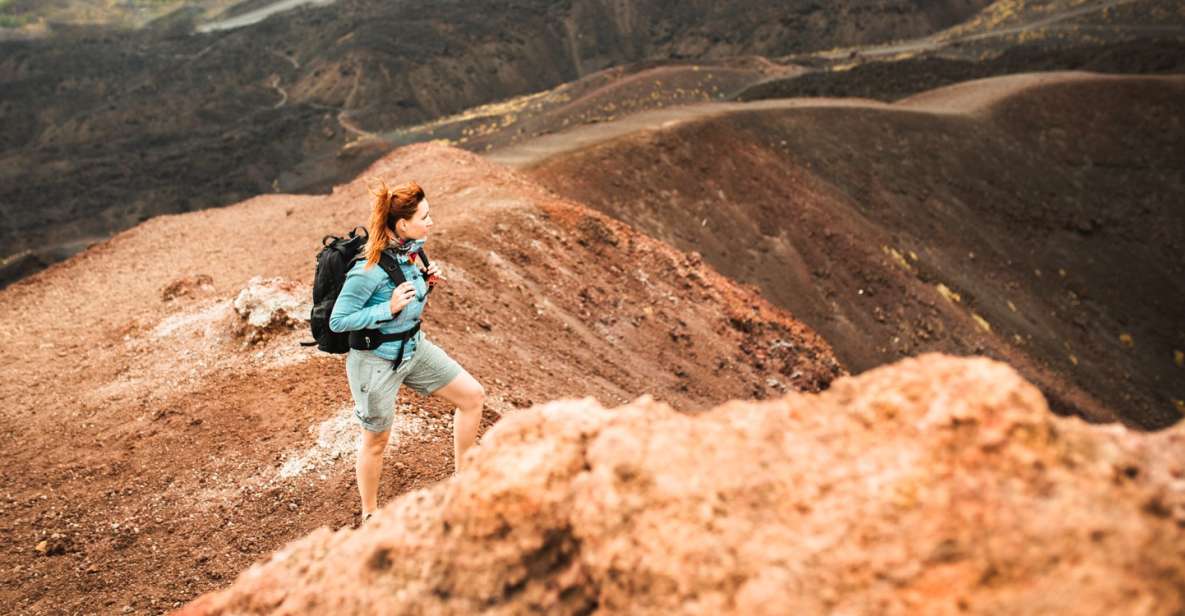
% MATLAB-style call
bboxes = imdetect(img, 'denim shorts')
[345,332,464,433]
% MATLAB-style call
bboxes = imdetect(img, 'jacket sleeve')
[328,266,393,333]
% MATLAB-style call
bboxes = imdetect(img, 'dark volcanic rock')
[0,0,991,285]
[735,37,1185,102]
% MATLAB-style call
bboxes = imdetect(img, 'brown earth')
[524,72,1185,429]
[181,354,1185,615]
[0,143,842,614]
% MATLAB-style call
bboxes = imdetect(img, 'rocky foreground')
[181,354,1185,615]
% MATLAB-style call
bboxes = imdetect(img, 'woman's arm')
[329,266,391,333]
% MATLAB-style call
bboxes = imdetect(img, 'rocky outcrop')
[229,276,308,345]
[180,354,1185,615]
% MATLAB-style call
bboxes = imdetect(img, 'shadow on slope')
[528,72,1185,429]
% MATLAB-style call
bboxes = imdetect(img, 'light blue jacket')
[328,247,430,362]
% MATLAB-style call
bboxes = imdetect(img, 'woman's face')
[395,199,433,240]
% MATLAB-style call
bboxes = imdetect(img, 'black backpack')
[304,227,433,354]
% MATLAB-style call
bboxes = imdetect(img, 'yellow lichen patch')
[908,250,918,262]
[936,284,961,304]
[972,313,991,332]
[1119,333,1134,348]
[1175,350,1184,368]
[1175,400,1185,414]
[1058,268,1067,278]
[1007,300,1017,313]
[882,245,912,271]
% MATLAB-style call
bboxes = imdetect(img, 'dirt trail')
[197,0,337,33]
[486,71,1117,168]
[485,97,892,168]
[895,70,1132,112]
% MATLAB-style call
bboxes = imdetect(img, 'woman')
[329,180,486,523]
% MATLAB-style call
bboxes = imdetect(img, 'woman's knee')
[457,379,485,412]
[472,381,487,406]
[467,379,487,408]
[360,430,390,455]
[436,371,485,412]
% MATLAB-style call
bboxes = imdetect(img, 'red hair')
[364,179,424,268]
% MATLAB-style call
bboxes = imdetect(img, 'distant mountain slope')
[0,0,992,285]
[734,37,1185,102]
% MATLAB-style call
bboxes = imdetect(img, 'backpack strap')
[375,252,408,287]
[379,249,434,294]
[412,248,437,293]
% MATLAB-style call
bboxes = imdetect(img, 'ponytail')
[364,179,425,268]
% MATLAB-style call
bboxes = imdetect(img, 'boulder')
[229,276,308,345]
[180,354,1185,615]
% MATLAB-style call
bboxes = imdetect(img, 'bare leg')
[356,428,391,516]
[431,371,486,472]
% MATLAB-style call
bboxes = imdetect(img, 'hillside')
[3,2,1183,611]
[523,72,1185,429]
[735,36,1185,102]
[0,143,841,614]
[0,0,994,285]
[737,0,1185,102]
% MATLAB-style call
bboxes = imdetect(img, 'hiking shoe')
[354,512,374,529]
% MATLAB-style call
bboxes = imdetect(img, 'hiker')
[328,180,485,522]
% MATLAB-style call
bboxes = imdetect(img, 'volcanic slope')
[0,143,841,614]
[0,0,992,286]
[522,72,1185,429]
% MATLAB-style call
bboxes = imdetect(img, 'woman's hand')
[389,281,417,315]
[425,262,445,285]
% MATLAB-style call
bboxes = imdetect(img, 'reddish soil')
[526,72,1185,430]
[0,144,841,614]
[176,354,1185,615]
